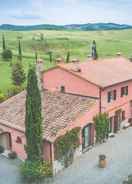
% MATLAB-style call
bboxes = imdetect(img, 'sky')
[0,0,132,25]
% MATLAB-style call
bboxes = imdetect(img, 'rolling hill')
[0,23,132,31]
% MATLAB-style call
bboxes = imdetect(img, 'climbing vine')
[93,113,109,143]
[55,127,80,167]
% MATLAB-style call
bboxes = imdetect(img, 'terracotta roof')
[58,57,132,88]
[0,91,96,142]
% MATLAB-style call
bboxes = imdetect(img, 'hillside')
[0,23,132,31]
[0,29,132,93]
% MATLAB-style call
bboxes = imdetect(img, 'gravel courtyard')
[0,156,23,184]
[50,127,132,184]
[0,127,132,184]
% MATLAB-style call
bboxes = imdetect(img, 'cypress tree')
[48,51,53,63]
[25,67,43,162]
[40,33,44,41]
[66,51,70,63]
[18,39,22,61]
[35,52,38,63]
[91,40,98,60]
[2,34,6,51]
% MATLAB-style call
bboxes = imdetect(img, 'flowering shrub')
[20,160,52,182]
[7,85,24,97]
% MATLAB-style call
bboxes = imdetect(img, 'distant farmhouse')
[0,56,132,174]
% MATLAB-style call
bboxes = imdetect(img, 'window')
[60,85,65,93]
[108,90,117,103]
[108,91,113,103]
[121,86,128,97]
[16,136,22,144]
[130,100,132,107]
[113,90,117,100]
[122,111,125,121]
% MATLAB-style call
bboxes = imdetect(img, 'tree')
[18,39,22,61]
[2,49,12,61]
[12,62,25,86]
[2,34,6,51]
[66,51,70,63]
[47,51,53,63]
[91,40,98,60]
[93,113,109,143]
[25,67,43,162]
[40,33,44,41]
[21,68,53,181]
[35,52,38,63]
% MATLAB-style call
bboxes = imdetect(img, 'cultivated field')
[0,29,132,93]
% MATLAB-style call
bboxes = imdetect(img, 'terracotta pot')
[99,155,107,168]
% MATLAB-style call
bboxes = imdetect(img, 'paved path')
[0,128,132,184]
[0,156,23,184]
[50,127,132,184]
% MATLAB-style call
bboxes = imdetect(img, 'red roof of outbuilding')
[0,91,96,142]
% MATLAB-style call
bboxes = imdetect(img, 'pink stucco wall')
[101,81,132,119]
[44,67,132,120]
[0,124,26,160]
[0,123,53,162]
[43,68,99,98]
[1,66,132,163]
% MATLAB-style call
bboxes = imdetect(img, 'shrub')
[8,151,17,159]
[7,85,23,97]
[0,145,5,154]
[2,49,13,61]
[123,175,132,184]
[20,161,52,182]
[93,113,109,143]
[12,62,26,86]
[55,127,80,167]
[0,92,6,103]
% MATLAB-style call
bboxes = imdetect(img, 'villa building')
[0,56,132,174]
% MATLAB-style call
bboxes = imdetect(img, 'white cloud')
[0,0,132,25]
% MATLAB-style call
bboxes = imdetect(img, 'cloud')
[0,0,132,25]
[11,14,41,20]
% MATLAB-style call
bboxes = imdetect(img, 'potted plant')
[8,151,17,159]
[99,154,107,168]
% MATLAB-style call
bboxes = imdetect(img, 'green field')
[0,29,132,93]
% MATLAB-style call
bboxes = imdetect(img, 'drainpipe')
[99,88,102,114]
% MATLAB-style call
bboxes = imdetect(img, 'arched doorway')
[0,132,12,150]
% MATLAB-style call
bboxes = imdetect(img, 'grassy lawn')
[0,29,132,93]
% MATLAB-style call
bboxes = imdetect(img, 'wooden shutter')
[113,90,116,100]
[108,92,111,103]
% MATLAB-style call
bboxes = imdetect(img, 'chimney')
[71,61,81,72]
[56,58,64,63]
[71,58,80,63]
